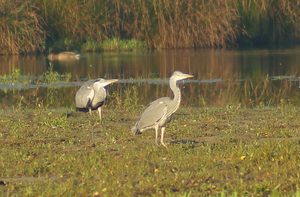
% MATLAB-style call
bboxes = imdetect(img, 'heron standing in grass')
[131,71,193,149]
[75,78,118,142]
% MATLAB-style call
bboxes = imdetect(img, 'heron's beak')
[103,79,118,86]
[181,74,194,80]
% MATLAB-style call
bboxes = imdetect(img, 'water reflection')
[1,47,300,110]
[1,48,300,79]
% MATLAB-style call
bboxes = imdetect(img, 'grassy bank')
[1,105,300,196]
[1,0,300,54]
[1,69,300,195]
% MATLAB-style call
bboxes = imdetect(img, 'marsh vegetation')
[1,0,300,54]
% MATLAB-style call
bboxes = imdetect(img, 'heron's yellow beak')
[104,79,118,86]
[184,74,193,78]
[96,79,118,88]
[180,74,193,80]
[107,79,119,84]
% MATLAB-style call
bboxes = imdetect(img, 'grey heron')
[75,78,118,142]
[131,71,193,149]
[48,52,81,61]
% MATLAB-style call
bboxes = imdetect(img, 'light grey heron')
[48,52,81,61]
[131,71,193,149]
[75,78,118,142]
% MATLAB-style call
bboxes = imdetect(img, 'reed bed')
[0,0,45,54]
[233,0,300,45]
[1,0,300,54]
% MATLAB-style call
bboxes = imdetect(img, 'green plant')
[100,37,146,52]
[110,85,141,111]
[40,63,71,84]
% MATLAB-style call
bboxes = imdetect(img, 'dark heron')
[131,71,193,149]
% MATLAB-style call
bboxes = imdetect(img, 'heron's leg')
[155,125,159,146]
[97,107,103,127]
[160,127,168,149]
[89,108,94,145]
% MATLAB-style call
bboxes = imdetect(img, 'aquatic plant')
[0,67,34,87]
[39,64,71,84]
[81,41,102,52]
[0,65,71,86]
[100,38,146,52]
[82,38,146,52]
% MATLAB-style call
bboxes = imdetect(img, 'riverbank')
[1,106,299,196]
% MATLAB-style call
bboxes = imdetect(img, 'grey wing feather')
[135,98,170,130]
[75,80,95,108]
[148,97,171,106]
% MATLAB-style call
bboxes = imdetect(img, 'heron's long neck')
[170,78,181,108]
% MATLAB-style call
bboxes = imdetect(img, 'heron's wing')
[136,97,171,129]
[147,97,171,107]
[92,87,106,108]
[75,80,95,108]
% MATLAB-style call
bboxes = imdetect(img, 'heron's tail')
[131,126,138,135]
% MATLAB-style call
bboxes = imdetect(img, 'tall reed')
[113,0,239,48]
[2,0,300,54]
[0,0,45,54]
[233,0,300,45]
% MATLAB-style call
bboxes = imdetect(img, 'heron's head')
[93,78,118,89]
[171,71,193,81]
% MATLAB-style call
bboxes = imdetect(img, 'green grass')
[82,38,146,52]
[1,104,300,196]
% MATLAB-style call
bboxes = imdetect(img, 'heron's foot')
[161,141,169,150]
[98,121,104,128]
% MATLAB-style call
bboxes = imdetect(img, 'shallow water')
[1,47,300,110]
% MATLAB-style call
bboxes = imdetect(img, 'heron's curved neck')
[170,78,181,105]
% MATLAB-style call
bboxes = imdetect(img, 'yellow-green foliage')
[82,38,146,52]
